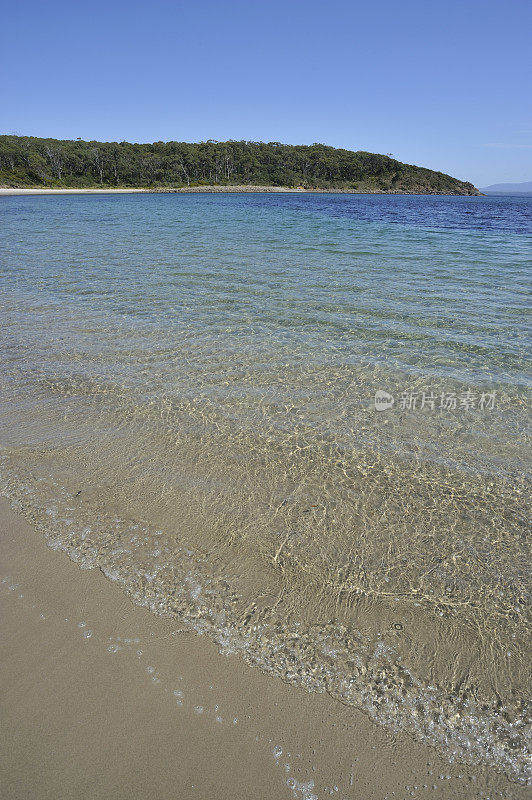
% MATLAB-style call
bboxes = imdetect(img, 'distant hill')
[480,180,532,194]
[0,135,479,195]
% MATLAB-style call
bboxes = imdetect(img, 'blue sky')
[2,0,531,186]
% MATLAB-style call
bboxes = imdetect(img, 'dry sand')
[0,188,149,195]
[0,186,308,195]
[0,499,525,800]
[0,186,383,196]
[0,186,468,196]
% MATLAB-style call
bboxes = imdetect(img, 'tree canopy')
[0,135,478,194]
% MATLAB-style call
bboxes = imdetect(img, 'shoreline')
[0,498,525,799]
[0,185,482,196]
[0,187,150,195]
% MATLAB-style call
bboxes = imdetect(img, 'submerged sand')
[0,499,526,800]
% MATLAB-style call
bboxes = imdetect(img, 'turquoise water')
[0,193,530,781]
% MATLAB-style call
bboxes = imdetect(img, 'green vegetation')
[0,135,479,194]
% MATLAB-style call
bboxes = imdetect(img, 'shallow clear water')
[0,193,530,781]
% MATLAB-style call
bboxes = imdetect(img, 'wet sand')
[0,499,525,800]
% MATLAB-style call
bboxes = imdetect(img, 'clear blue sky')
[2,0,531,186]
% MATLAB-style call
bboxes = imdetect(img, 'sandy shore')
[0,186,477,196]
[0,188,149,195]
[0,186,309,196]
[152,185,310,193]
[0,499,524,800]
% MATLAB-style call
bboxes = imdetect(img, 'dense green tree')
[0,135,478,194]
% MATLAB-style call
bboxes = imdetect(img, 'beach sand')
[0,186,307,195]
[0,188,150,195]
[0,186,442,195]
[0,499,525,800]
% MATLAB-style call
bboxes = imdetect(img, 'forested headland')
[0,135,479,194]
